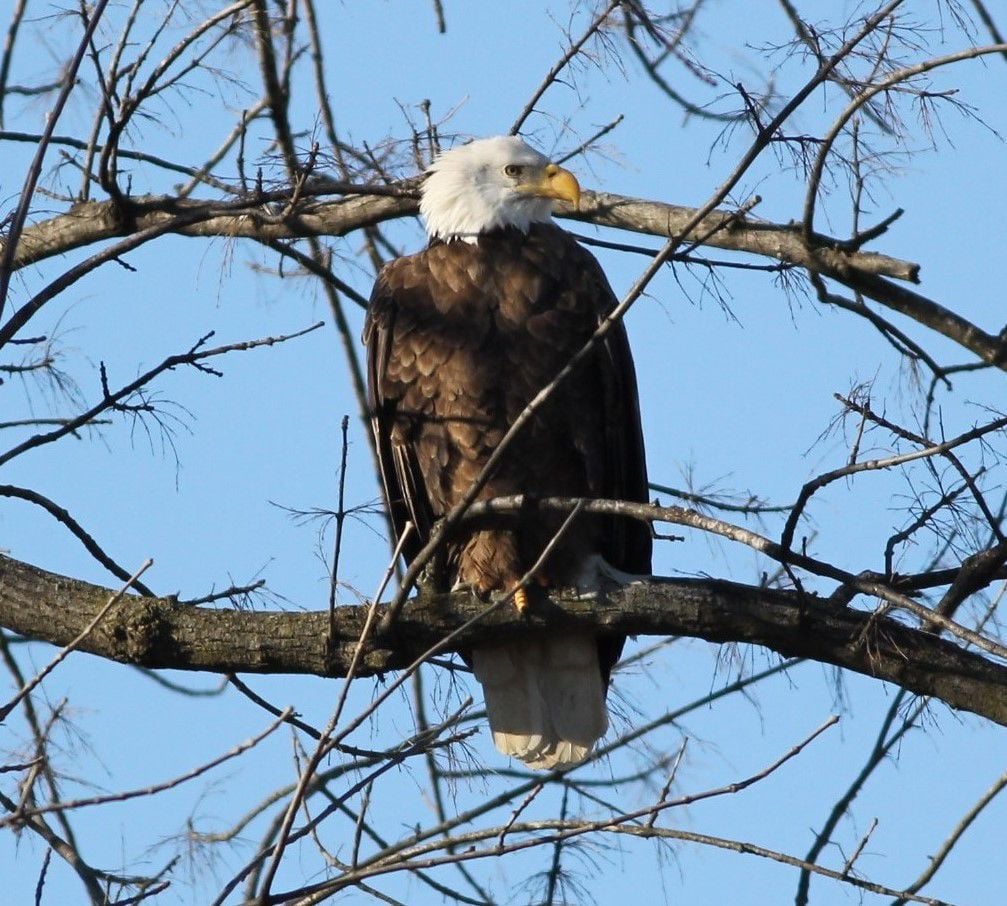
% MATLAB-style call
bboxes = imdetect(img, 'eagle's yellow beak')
[517,163,581,210]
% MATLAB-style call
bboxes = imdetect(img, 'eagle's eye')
[503,164,524,178]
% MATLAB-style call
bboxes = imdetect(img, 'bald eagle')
[364,136,651,769]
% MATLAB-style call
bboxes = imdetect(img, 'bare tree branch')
[3,552,1007,726]
[4,185,914,278]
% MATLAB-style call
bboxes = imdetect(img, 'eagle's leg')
[512,571,556,613]
[417,555,444,594]
[417,519,449,593]
[575,553,652,598]
[454,528,535,612]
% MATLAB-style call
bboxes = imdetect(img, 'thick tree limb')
[7,191,416,271]
[8,188,915,281]
[2,553,1006,727]
[572,191,919,282]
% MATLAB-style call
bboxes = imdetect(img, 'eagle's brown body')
[366,219,650,767]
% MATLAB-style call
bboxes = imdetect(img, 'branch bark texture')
[2,553,1005,727]
[9,188,915,281]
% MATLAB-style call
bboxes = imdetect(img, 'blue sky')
[3,1,1007,903]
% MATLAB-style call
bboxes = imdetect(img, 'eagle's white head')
[420,136,581,243]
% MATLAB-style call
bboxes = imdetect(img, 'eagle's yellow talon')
[513,586,529,614]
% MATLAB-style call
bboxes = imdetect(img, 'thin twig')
[0,485,156,595]
[0,323,323,468]
[893,767,1007,904]
[510,0,622,135]
[0,0,114,321]
[2,707,291,826]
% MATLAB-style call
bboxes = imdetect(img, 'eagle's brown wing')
[562,236,651,681]
[364,238,502,571]
[363,265,435,566]
[584,246,652,578]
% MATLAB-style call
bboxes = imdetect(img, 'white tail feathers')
[471,634,608,770]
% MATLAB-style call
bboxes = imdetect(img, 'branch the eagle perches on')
[4,547,1006,728]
